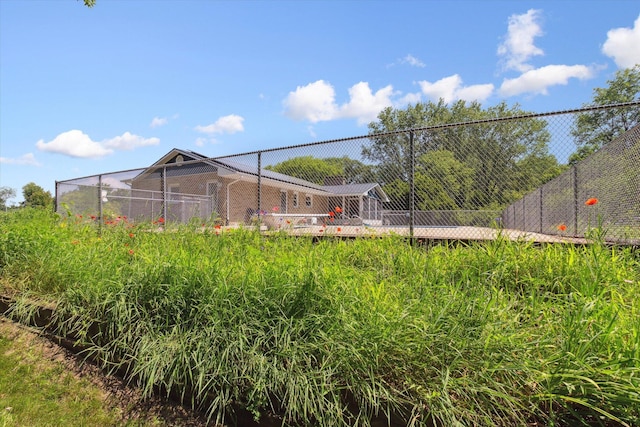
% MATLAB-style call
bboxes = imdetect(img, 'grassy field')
[1,208,639,426]
[0,318,123,427]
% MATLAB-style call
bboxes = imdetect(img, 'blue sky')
[1,0,639,205]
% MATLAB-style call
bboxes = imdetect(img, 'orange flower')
[335,206,342,213]
[128,233,134,238]
[328,211,335,217]
[214,224,221,230]
[585,198,598,206]
[128,249,134,255]
[557,224,567,232]
[158,217,165,224]
[337,227,342,232]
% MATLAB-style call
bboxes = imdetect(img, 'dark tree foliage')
[364,100,563,210]
[22,182,53,209]
[266,156,375,186]
[569,65,640,165]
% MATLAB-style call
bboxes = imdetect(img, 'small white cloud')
[307,125,317,139]
[602,14,640,69]
[194,137,207,147]
[340,82,395,125]
[103,132,160,150]
[195,114,245,135]
[150,116,168,128]
[401,54,426,68]
[36,130,113,158]
[499,64,594,97]
[283,80,338,123]
[0,152,41,166]
[497,9,544,72]
[35,130,159,159]
[418,75,494,103]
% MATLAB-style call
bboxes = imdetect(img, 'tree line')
[267,66,639,211]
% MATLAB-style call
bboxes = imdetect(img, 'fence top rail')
[56,101,640,185]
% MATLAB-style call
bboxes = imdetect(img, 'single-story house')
[128,148,389,227]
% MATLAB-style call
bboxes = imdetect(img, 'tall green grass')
[1,208,639,426]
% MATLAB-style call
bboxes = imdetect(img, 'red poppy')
[337,227,342,232]
[585,198,598,206]
[128,249,134,255]
[557,224,567,232]
[90,215,97,220]
[335,206,342,213]
[214,224,221,230]
[129,233,134,238]
[328,211,335,217]
[158,217,165,224]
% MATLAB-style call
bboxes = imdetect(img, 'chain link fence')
[56,103,639,243]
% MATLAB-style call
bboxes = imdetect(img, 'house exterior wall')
[129,166,332,226]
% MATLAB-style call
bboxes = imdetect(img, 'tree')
[0,187,16,210]
[365,100,560,210]
[266,156,375,186]
[81,0,96,7]
[569,65,640,165]
[22,182,53,209]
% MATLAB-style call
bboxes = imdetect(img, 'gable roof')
[136,148,388,200]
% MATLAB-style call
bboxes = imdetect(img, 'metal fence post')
[257,151,262,231]
[54,180,59,214]
[572,165,578,237]
[162,166,167,227]
[408,131,415,242]
[539,187,543,234]
[98,174,103,234]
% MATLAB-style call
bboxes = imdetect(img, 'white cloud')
[195,137,207,147]
[418,75,494,103]
[497,9,544,72]
[0,152,41,166]
[339,82,395,125]
[36,130,113,158]
[35,129,159,159]
[194,114,245,134]
[397,91,422,106]
[284,80,395,125]
[499,64,594,97]
[150,116,168,128]
[283,80,338,123]
[602,14,640,69]
[103,132,160,150]
[401,54,426,68]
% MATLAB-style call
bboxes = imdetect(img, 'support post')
[408,131,415,243]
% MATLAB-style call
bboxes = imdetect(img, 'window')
[280,190,287,213]
[305,194,312,208]
[207,181,220,217]
[293,192,299,208]
[168,184,180,200]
